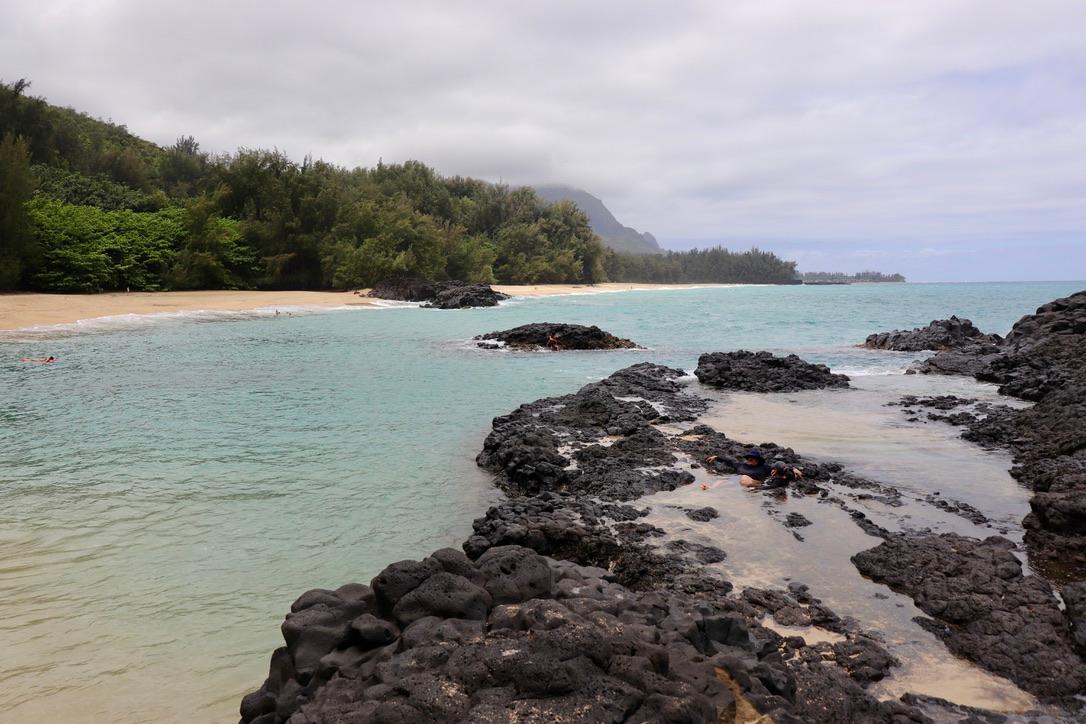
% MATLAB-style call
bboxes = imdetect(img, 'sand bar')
[0,283,731,332]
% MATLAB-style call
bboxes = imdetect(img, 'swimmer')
[21,356,56,363]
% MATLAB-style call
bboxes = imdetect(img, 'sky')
[3,0,1085,282]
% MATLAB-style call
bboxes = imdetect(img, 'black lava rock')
[242,547,747,724]
[863,316,1002,351]
[475,363,705,501]
[475,322,640,351]
[368,279,509,308]
[686,506,720,522]
[897,291,1086,569]
[852,533,1086,698]
[694,351,850,392]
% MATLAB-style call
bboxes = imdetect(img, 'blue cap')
[745,448,765,461]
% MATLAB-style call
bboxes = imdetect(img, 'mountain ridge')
[533,184,661,255]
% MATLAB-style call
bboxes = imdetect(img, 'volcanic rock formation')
[694,351,850,392]
[863,316,1002,352]
[368,279,509,309]
[853,533,1086,698]
[886,291,1086,569]
[475,323,639,351]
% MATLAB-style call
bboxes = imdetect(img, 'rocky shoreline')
[367,279,510,309]
[877,291,1086,571]
[241,293,1086,723]
[853,533,1086,699]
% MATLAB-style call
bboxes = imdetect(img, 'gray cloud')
[3,0,1085,280]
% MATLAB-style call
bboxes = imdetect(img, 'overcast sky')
[4,1,1085,281]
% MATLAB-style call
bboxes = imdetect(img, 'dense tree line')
[603,246,798,284]
[801,270,906,283]
[0,79,799,292]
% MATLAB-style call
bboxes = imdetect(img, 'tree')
[0,133,36,288]
[158,135,207,198]
[26,197,186,292]
[329,194,448,288]
[0,79,53,163]
[168,200,256,289]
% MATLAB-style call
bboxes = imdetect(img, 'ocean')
[0,281,1082,722]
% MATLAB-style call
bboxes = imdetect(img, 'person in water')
[547,333,561,352]
[764,461,802,489]
[21,356,56,363]
[702,448,802,490]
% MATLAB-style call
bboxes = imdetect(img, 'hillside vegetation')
[0,80,799,292]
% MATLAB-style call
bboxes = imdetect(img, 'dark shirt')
[761,473,789,490]
[736,461,771,481]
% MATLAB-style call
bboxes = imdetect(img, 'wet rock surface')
[695,350,850,392]
[475,322,640,351]
[890,395,1021,452]
[864,316,1002,351]
[1063,582,1086,655]
[367,279,509,308]
[852,533,1086,699]
[475,362,705,500]
[908,348,1004,377]
[686,506,719,522]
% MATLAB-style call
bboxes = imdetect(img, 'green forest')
[800,271,906,283]
[0,79,800,292]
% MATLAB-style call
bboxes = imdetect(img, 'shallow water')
[644,376,1039,712]
[0,281,1082,722]
[700,375,1031,536]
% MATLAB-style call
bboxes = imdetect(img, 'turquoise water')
[0,281,1081,722]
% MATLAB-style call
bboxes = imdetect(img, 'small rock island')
[694,350,850,392]
[474,323,640,351]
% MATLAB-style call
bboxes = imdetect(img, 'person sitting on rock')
[703,448,802,490]
[547,333,561,352]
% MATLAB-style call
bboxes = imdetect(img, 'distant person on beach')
[21,356,56,363]
[547,333,561,351]
[702,448,802,490]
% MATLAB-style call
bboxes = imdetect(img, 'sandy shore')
[0,291,372,331]
[0,284,727,331]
